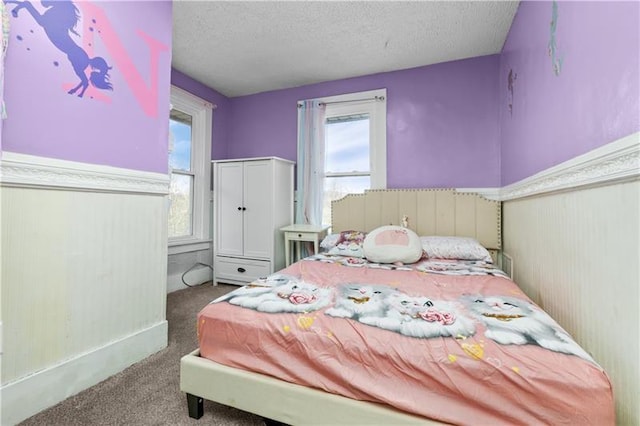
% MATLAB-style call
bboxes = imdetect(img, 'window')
[320,89,387,225]
[169,109,194,238]
[168,86,212,253]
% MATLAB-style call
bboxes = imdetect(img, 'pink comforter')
[198,258,614,425]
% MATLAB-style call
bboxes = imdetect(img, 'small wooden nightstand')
[280,224,330,266]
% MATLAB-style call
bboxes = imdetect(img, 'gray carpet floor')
[19,283,267,426]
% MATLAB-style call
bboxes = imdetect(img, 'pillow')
[327,230,367,258]
[320,233,340,250]
[327,242,365,258]
[362,226,423,264]
[335,230,367,245]
[420,236,493,263]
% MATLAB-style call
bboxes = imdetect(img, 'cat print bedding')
[198,258,614,425]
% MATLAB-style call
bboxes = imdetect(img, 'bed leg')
[186,393,204,419]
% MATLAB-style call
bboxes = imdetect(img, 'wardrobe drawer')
[215,256,271,284]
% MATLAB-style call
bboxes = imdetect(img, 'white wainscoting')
[0,154,169,425]
[502,140,639,424]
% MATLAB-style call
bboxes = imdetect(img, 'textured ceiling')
[172,1,520,98]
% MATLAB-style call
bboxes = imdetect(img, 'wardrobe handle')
[237,207,242,211]
[237,267,246,273]
[242,207,247,211]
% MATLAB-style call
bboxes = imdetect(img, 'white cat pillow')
[362,225,423,264]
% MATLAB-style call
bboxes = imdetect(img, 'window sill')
[168,238,212,255]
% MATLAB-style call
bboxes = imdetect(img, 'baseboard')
[167,266,213,293]
[0,321,168,426]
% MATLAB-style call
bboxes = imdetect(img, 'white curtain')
[295,99,326,227]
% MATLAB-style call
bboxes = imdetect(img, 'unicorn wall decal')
[6,0,113,97]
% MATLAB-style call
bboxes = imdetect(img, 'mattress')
[198,256,614,425]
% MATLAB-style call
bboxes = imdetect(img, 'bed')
[180,189,614,425]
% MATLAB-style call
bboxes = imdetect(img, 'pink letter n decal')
[76,1,169,117]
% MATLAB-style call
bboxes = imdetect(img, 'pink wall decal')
[76,1,168,117]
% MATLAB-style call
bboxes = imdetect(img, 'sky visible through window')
[325,117,369,173]
[169,114,193,238]
[322,116,371,226]
[169,116,192,171]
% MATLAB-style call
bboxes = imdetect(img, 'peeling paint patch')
[548,0,563,76]
[508,68,518,116]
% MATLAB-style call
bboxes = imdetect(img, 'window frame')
[168,85,212,254]
[321,88,387,189]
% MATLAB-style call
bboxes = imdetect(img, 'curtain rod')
[297,95,385,108]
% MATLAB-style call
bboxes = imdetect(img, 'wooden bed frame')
[180,189,501,424]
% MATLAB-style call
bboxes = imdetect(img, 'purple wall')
[499,1,640,185]
[171,68,231,160]
[2,1,173,174]
[6,2,634,186]
[227,55,502,189]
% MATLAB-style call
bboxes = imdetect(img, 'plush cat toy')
[360,292,476,339]
[465,295,595,363]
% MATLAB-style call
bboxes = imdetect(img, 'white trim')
[0,321,168,426]
[500,132,640,201]
[168,240,212,255]
[213,156,295,164]
[456,187,501,200]
[170,85,216,110]
[0,152,169,195]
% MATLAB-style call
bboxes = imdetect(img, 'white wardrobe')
[212,157,294,285]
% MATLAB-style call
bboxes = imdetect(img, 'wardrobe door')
[216,161,244,257]
[243,160,273,259]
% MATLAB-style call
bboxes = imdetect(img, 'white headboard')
[331,189,501,251]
